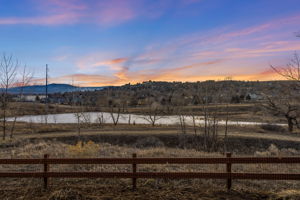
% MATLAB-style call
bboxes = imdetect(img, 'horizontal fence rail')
[1,157,300,164]
[1,172,299,179]
[0,153,300,190]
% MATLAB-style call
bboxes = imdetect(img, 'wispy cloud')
[0,0,85,25]
[92,58,128,66]
[0,0,202,26]
[0,13,80,25]
[75,53,129,73]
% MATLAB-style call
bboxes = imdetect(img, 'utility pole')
[45,64,49,124]
[46,64,48,101]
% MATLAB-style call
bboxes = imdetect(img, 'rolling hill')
[4,83,106,94]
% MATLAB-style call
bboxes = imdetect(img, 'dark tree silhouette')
[271,53,300,82]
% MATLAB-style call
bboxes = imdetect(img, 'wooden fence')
[0,153,300,190]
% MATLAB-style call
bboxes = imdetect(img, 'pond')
[6,112,286,127]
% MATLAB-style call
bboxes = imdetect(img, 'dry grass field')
[1,140,300,199]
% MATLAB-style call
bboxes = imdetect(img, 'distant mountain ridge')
[4,83,106,94]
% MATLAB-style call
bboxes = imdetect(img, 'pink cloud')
[0,13,80,25]
[0,0,136,26]
[0,0,172,26]
[41,0,87,12]
[95,0,136,25]
[32,0,87,15]
[76,53,128,72]
[107,58,128,64]
[0,0,87,25]
[0,0,205,26]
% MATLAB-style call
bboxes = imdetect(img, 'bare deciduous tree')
[10,66,33,138]
[178,112,187,134]
[0,54,18,140]
[191,83,224,152]
[263,96,299,133]
[223,104,230,153]
[108,100,121,126]
[96,113,105,128]
[71,80,84,143]
[268,53,300,132]
[172,97,187,135]
[74,112,82,137]
[143,101,164,126]
[271,53,300,81]
[201,104,220,152]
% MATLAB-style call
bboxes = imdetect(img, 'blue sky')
[0,0,300,86]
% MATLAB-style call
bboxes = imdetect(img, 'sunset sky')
[0,0,300,86]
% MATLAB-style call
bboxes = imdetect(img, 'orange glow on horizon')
[32,69,285,87]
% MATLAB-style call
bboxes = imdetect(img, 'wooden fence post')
[43,154,49,190]
[132,153,137,191]
[226,152,232,190]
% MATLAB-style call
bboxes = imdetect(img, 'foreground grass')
[0,180,286,200]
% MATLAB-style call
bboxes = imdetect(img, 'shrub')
[135,137,164,148]
[255,144,279,156]
[261,124,286,133]
[67,141,100,157]
[255,144,300,156]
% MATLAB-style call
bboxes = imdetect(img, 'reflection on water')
[7,112,286,127]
